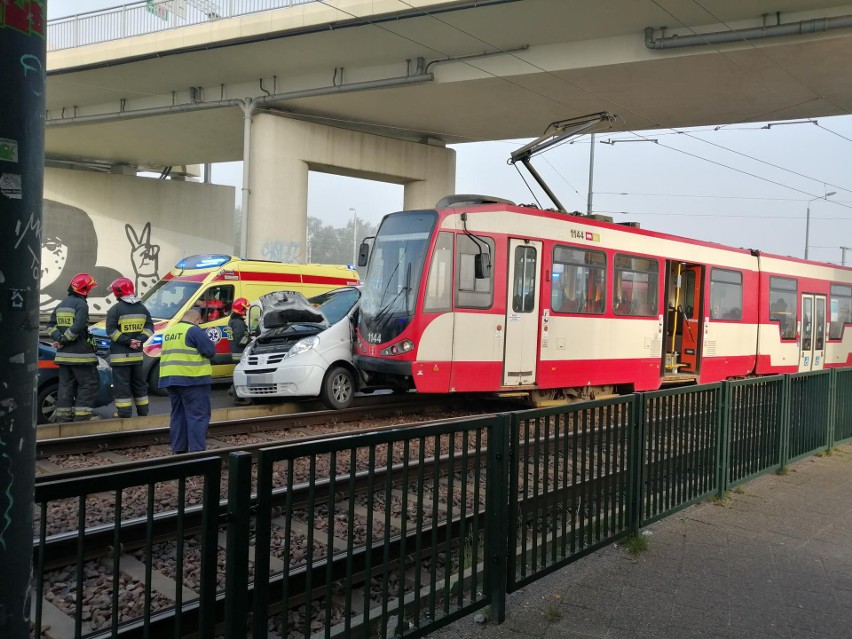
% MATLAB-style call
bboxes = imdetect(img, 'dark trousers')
[112,364,149,418]
[167,385,211,453]
[56,364,99,422]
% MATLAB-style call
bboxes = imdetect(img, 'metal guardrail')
[30,367,852,637]
[47,0,319,51]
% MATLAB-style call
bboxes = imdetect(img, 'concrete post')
[0,1,46,634]
[248,114,309,262]
[245,115,455,263]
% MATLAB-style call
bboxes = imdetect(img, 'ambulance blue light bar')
[176,255,232,269]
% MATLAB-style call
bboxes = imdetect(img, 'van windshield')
[142,279,202,320]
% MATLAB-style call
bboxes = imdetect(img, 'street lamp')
[350,207,357,265]
[805,192,836,260]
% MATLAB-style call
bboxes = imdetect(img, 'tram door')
[678,265,703,373]
[503,239,542,386]
[798,294,826,372]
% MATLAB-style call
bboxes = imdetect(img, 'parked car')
[37,341,113,424]
[233,287,363,409]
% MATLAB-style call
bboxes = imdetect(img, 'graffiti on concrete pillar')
[125,222,160,298]
[40,200,122,312]
[40,203,164,312]
[262,238,303,263]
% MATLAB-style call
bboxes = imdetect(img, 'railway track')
[35,395,509,463]
[32,386,785,638]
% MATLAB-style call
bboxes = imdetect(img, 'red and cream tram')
[354,195,852,402]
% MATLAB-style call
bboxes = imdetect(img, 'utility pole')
[350,207,357,265]
[586,133,595,214]
[0,1,46,635]
[842,246,850,267]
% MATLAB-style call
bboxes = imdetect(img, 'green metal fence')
[834,368,852,443]
[32,457,222,638]
[250,416,502,639]
[787,371,832,462]
[506,397,634,590]
[726,376,784,487]
[640,384,721,526]
[29,367,852,638]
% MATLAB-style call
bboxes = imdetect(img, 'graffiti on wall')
[40,200,161,312]
[262,238,302,263]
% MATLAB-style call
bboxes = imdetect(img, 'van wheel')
[320,366,355,410]
[148,362,168,397]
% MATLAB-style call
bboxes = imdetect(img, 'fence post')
[485,413,510,624]
[627,394,645,535]
[828,368,837,451]
[225,452,253,638]
[779,375,791,471]
[716,382,731,498]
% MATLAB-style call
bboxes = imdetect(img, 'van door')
[503,239,541,386]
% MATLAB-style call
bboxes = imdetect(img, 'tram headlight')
[381,339,414,356]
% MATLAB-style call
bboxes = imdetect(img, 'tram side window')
[423,232,454,313]
[769,276,797,340]
[709,269,743,320]
[456,234,495,309]
[829,284,852,339]
[512,246,538,313]
[551,245,606,314]
[613,254,658,316]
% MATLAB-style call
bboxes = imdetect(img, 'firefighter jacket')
[106,298,154,366]
[158,321,215,387]
[228,313,249,361]
[49,293,98,366]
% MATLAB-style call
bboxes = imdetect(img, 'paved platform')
[431,443,852,639]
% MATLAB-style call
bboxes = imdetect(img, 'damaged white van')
[233,287,361,409]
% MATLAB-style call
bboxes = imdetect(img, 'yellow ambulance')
[91,255,360,393]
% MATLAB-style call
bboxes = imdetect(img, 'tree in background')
[307,216,377,265]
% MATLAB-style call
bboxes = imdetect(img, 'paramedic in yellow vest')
[158,307,216,453]
[48,273,99,421]
[106,277,154,418]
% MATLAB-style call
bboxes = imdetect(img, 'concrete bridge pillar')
[246,114,455,262]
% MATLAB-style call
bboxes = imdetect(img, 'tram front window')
[360,212,436,345]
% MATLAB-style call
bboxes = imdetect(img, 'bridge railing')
[47,0,319,51]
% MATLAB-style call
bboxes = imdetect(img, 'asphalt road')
[92,383,238,419]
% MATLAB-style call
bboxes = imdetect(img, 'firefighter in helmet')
[49,273,99,421]
[105,277,154,418]
[228,297,251,404]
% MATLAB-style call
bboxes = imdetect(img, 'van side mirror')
[475,252,492,279]
[357,241,370,267]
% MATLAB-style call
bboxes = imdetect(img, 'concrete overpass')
[43,0,852,261]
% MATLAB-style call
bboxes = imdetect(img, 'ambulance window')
[456,234,494,309]
[197,285,235,323]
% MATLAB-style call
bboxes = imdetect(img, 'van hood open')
[255,291,329,343]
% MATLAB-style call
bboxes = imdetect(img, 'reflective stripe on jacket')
[159,322,214,387]
[106,299,154,366]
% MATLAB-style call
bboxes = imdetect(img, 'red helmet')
[232,298,249,315]
[109,277,134,298]
[70,273,97,296]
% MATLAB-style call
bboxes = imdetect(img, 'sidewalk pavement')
[430,443,852,639]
